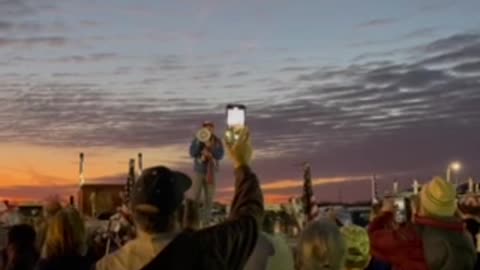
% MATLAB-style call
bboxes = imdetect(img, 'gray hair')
[297,218,346,270]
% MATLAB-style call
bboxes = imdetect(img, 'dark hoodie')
[36,255,90,270]
[463,217,480,270]
[369,212,476,270]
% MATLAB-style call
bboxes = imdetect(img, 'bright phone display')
[226,104,246,128]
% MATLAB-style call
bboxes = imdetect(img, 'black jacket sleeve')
[193,165,264,270]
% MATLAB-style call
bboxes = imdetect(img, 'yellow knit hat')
[420,176,457,217]
[340,225,371,270]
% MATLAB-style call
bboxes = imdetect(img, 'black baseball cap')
[131,166,192,216]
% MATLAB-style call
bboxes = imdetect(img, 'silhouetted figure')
[1,224,38,270]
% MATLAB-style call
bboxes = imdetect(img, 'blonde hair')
[43,195,62,218]
[65,207,87,255]
[44,208,85,258]
[297,219,346,270]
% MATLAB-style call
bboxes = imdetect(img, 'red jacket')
[368,212,428,270]
[368,212,470,270]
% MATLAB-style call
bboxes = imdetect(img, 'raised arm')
[228,165,263,221]
[140,127,263,270]
[195,127,264,270]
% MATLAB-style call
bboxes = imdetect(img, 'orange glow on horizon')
[0,142,193,201]
[1,143,371,205]
[217,175,369,193]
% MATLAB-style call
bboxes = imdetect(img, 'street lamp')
[446,161,462,184]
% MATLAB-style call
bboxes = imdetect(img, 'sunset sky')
[1,0,480,204]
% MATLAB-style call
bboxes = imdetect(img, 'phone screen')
[227,105,246,128]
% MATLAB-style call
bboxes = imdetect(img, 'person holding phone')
[189,121,224,224]
[368,177,475,270]
[225,104,246,144]
[95,126,262,270]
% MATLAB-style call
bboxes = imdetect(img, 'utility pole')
[138,153,143,174]
[79,152,85,186]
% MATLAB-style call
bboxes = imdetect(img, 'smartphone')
[226,104,246,128]
[225,104,246,144]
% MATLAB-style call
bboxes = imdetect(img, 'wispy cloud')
[356,18,398,28]
[348,27,440,48]
[0,0,34,17]
[144,55,189,72]
[231,71,249,77]
[422,33,480,53]
[0,21,13,30]
[453,61,480,73]
[3,31,480,165]
[0,36,68,47]
[419,0,456,12]
[279,66,312,72]
[402,27,438,39]
[52,53,118,63]
[0,0,479,203]
[2,20,480,202]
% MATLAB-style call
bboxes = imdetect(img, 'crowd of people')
[0,126,479,270]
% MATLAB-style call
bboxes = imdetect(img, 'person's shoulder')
[96,242,133,270]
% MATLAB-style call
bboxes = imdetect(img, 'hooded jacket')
[369,211,476,270]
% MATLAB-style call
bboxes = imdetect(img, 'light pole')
[446,161,461,184]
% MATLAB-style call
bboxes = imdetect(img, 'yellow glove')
[224,126,253,168]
